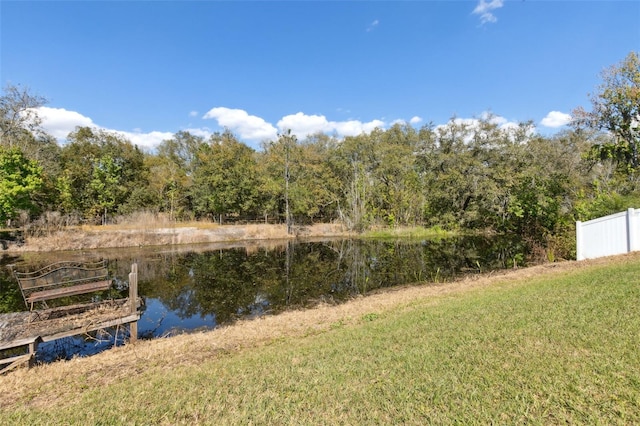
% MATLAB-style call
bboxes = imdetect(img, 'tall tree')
[149,131,205,220]
[0,84,60,180]
[59,127,147,220]
[191,131,260,222]
[294,133,342,223]
[368,124,423,226]
[573,51,640,172]
[281,130,295,234]
[332,132,377,231]
[258,131,297,231]
[89,154,124,224]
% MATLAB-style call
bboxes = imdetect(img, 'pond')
[0,235,526,362]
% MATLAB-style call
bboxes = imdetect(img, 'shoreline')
[2,223,351,253]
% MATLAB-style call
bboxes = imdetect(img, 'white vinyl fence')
[576,208,640,260]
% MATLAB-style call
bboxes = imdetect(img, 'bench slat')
[19,273,109,290]
[26,280,112,304]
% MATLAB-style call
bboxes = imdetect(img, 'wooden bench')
[12,260,113,312]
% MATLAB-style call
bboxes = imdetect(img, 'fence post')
[576,220,584,261]
[128,263,138,342]
[629,208,639,253]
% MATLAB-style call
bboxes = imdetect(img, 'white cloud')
[540,111,572,128]
[114,130,175,150]
[277,112,332,136]
[35,106,174,150]
[34,104,421,151]
[203,107,278,141]
[435,113,532,143]
[391,116,423,126]
[36,106,94,139]
[473,0,504,24]
[335,119,385,137]
[277,112,384,139]
[367,19,379,32]
[181,127,213,140]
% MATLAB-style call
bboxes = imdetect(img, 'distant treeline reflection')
[1,236,525,332]
[134,236,524,328]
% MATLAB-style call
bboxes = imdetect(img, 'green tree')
[258,131,297,230]
[89,154,124,224]
[0,147,44,225]
[148,131,205,220]
[59,127,147,220]
[573,51,640,172]
[332,132,377,231]
[191,131,260,222]
[281,130,295,233]
[0,85,61,218]
[263,131,347,229]
[368,124,424,226]
[294,133,342,223]
[420,118,490,229]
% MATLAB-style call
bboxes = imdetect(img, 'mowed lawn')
[2,255,639,425]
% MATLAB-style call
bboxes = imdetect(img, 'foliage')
[89,154,124,223]
[191,130,260,222]
[291,134,342,223]
[0,147,44,224]
[573,51,640,173]
[258,130,341,227]
[58,127,147,222]
[146,131,203,220]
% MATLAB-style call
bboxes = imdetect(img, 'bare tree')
[0,84,48,147]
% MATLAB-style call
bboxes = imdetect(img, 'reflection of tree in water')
[1,236,527,327]
[0,255,25,313]
[142,248,282,324]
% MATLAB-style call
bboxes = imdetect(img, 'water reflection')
[1,235,525,359]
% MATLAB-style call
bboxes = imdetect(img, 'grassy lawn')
[2,256,639,424]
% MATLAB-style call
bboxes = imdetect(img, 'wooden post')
[27,337,40,368]
[128,263,138,342]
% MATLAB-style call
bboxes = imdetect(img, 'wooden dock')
[0,298,141,372]
[0,263,141,372]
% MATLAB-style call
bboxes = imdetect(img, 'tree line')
[1,52,639,260]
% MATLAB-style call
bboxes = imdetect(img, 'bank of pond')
[0,235,527,362]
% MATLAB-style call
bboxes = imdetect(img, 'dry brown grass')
[9,223,350,252]
[2,252,636,411]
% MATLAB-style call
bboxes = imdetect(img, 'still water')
[0,236,525,361]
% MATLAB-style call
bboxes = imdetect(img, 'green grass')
[3,259,640,424]
[361,225,456,240]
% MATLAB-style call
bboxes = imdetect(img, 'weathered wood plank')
[40,314,141,342]
[0,336,41,352]
[0,353,33,372]
[27,280,112,303]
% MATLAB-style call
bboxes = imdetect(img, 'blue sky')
[2,0,639,150]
